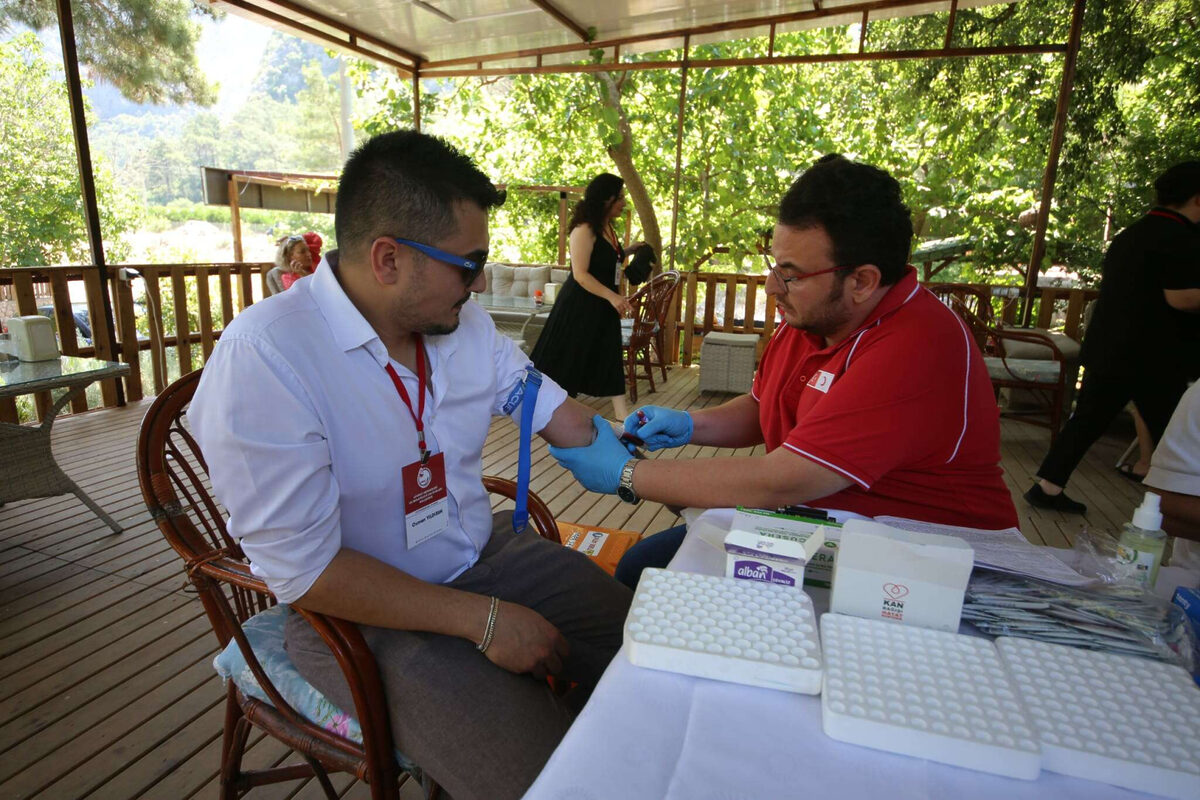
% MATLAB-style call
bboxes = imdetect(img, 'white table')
[523,509,1162,800]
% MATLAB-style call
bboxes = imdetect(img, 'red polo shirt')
[752,266,1018,529]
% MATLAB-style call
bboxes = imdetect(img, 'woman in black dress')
[532,173,636,419]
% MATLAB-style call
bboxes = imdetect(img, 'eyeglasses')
[394,237,488,285]
[765,259,855,290]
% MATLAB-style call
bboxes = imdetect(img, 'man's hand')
[483,601,570,680]
[624,406,693,451]
[548,415,632,494]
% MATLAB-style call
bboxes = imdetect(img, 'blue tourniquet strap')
[513,366,542,534]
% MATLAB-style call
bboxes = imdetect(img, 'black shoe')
[1024,484,1086,515]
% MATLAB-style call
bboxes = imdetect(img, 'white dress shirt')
[188,260,567,603]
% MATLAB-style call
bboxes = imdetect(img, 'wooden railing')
[670,273,1100,367]
[0,260,1099,423]
[0,263,271,423]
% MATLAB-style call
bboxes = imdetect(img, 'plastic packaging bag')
[963,567,1197,673]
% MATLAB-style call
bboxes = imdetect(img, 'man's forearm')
[689,394,765,448]
[1159,489,1200,543]
[293,548,490,643]
[539,397,598,448]
[630,448,852,510]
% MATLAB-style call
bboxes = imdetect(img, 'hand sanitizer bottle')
[1116,492,1167,588]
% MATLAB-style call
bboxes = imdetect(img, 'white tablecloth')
[522,509,1165,800]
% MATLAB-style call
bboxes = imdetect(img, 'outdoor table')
[523,509,1154,800]
[472,294,553,349]
[0,352,130,533]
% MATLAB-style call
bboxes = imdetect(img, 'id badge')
[401,452,449,549]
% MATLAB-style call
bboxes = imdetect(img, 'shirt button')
[799,375,807,383]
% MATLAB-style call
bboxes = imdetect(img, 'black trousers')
[1037,366,1189,487]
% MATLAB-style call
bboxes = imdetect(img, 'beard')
[788,276,852,338]
[421,320,461,336]
[416,293,471,337]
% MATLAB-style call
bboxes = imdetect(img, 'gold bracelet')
[477,596,499,653]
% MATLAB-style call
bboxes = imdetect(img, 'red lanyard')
[384,335,431,462]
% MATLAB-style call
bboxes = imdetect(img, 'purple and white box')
[723,508,826,588]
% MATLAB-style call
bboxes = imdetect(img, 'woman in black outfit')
[532,173,639,419]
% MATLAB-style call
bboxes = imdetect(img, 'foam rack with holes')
[997,636,1200,800]
[820,613,1041,780]
[624,569,823,693]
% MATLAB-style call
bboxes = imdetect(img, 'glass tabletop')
[472,294,551,313]
[0,353,130,398]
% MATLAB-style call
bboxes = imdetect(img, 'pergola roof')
[210,0,1015,76]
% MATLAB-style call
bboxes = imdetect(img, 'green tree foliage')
[0,33,138,265]
[0,0,216,105]
[352,0,1196,285]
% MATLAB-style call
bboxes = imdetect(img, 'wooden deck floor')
[0,366,1145,799]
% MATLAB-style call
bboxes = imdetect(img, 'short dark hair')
[777,154,913,285]
[1154,160,1200,207]
[335,130,505,260]
[568,173,624,235]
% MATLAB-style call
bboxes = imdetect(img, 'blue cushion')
[212,604,416,770]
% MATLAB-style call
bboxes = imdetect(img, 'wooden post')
[557,191,568,265]
[1021,0,1086,325]
[114,276,142,401]
[56,0,123,405]
[668,37,690,272]
[412,67,422,130]
[228,175,245,263]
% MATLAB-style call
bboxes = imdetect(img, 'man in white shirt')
[1144,382,1200,566]
[189,130,632,800]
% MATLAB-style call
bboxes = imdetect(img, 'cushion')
[510,265,552,299]
[212,604,416,770]
[984,356,1062,384]
[999,326,1082,361]
[703,331,759,348]
[488,264,515,297]
[551,268,570,285]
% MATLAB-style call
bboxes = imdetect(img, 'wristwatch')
[617,459,640,504]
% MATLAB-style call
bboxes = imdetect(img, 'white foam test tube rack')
[997,636,1200,800]
[625,569,823,694]
[820,613,1041,780]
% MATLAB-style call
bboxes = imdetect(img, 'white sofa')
[480,263,570,348]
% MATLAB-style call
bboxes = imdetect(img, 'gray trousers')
[284,513,633,800]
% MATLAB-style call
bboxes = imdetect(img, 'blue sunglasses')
[394,237,487,284]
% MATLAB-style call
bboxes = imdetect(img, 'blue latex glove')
[548,415,632,494]
[623,406,693,451]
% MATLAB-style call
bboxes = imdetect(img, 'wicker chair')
[927,283,1068,442]
[136,368,560,799]
[622,271,680,403]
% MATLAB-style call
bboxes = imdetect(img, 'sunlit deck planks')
[0,366,1143,798]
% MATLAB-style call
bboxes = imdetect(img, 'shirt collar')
[1148,207,1192,226]
[309,252,389,365]
[801,264,921,353]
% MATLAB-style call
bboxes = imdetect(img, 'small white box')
[7,315,59,361]
[724,507,827,589]
[830,519,974,633]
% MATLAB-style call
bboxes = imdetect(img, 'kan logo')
[881,582,908,621]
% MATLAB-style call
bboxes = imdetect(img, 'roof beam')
[529,0,590,41]
[421,43,1066,79]
[424,0,973,69]
[214,0,425,71]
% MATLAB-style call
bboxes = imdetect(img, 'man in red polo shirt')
[547,154,1018,586]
